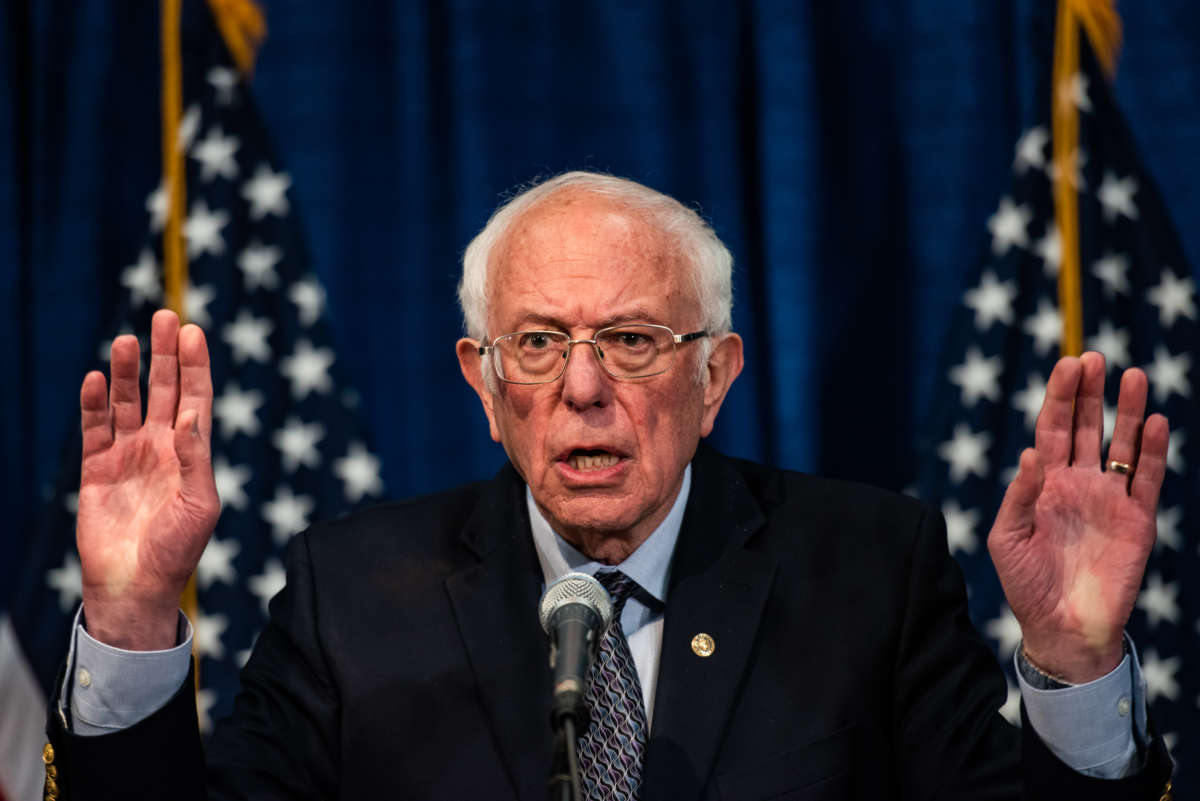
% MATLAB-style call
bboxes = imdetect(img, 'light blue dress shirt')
[65,461,1145,778]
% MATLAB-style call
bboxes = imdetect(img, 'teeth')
[568,453,620,471]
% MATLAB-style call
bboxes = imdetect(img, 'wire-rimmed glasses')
[477,324,708,384]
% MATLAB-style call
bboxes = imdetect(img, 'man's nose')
[560,340,612,410]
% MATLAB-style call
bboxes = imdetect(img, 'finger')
[1130,413,1169,509]
[1105,367,1149,482]
[177,324,212,441]
[146,310,181,426]
[108,335,143,436]
[988,448,1044,545]
[1034,356,1081,469]
[1070,351,1106,468]
[80,371,113,459]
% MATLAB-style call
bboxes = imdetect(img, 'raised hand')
[987,352,1169,683]
[76,310,221,650]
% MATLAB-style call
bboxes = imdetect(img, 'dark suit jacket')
[46,445,1172,800]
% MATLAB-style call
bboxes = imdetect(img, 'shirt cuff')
[64,606,193,736]
[1015,635,1146,778]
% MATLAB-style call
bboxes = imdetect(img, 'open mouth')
[564,449,622,471]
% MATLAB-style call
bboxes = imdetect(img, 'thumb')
[174,408,211,484]
[990,448,1044,545]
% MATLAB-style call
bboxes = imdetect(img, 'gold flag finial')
[207,0,267,76]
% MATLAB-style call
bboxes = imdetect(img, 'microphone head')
[538,571,614,634]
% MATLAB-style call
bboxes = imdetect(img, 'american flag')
[916,29,1198,791]
[3,3,384,771]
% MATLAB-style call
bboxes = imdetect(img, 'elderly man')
[48,172,1172,800]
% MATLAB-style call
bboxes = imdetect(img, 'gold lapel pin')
[691,632,715,657]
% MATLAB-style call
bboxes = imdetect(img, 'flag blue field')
[917,30,1198,791]
[1,5,384,775]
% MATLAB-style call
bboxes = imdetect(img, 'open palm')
[988,353,1168,682]
[76,310,220,650]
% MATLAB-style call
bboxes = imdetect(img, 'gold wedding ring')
[1107,460,1134,475]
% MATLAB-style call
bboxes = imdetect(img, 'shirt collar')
[526,463,691,604]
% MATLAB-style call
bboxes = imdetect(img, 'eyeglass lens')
[494,325,675,382]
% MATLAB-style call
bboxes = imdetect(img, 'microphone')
[539,571,614,728]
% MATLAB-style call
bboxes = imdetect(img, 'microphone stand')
[548,715,583,801]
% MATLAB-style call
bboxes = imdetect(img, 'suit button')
[42,743,54,764]
[691,633,715,657]
[45,765,57,780]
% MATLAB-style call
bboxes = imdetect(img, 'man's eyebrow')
[510,308,665,331]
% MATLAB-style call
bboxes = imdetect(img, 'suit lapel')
[445,465,552,801]
[641,446,776,801]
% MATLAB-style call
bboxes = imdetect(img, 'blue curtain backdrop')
[2,0,1199,600]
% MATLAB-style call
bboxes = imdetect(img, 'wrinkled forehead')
[486,192,697,328]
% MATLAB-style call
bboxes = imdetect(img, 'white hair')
[458,171,733,385]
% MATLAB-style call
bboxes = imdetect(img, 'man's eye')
[520,333,552,349]
[616,333,650,348]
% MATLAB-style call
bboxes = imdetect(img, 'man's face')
[457,192,742,560]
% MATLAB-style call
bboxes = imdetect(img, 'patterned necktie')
[577,570,649,801]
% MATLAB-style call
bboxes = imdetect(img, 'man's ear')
[699,332,744,437]
[456,338,503,443]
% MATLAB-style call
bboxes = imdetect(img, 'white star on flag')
[1011,372,1047,431]
[146,182,168,232]
[191,125,241,181]
[1097,171,1138,222]
[1034,227,1061,278]
[1155,507,1182,552]
[197,536,240,590]
[185,281,217,329]
[1141,649,1181,703]
[237,240,282,290]
[213,456,251,511]
[248,558,288,615]
[948,346,1003,407]
[941,499,980,555]
[1146,346,1191,403]
[207,66,239,105]
[213,382,265,439]
[333,442,384,503]
[1057,71,1091,113]
[1137,573,1181,628]
[280,339,336,399]
[46,552,82,613]
[1145,269,1197,327]
[121,249,162,308]
[273,417,326,472]
[1102,399,1117,448]
[184,199,230,258]
[1166,430,1186,474]
[242,164,291,219]
[963,270,1018,330]
[1090,252,1130,297]
[1012,127,1048,173]
[289,278,326,326]
[984,605,1022,659]
[221,309,273,364]
[1022,298,1061,356]
[1048,148,1087,190]
[197,688,218,735]
[938,423,991,483]
[986,197,1032,256]
[262,487,316,544]
[999,681,1022,727]
[178,103,201,153]
[194,610,229,660]
[1086,320,1131,370]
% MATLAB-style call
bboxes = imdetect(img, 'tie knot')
[595,570,640,617]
